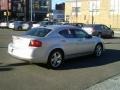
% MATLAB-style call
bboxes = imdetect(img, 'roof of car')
[33,25,79,30]
[84,24,105,27]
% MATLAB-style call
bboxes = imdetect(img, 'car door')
[59,29,82,55]
[71,29,95,54]
[99,25,108,36]
[102,25,112,36]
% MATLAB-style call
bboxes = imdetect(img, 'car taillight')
[29,40,42,47]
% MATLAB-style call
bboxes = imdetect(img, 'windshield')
[25,28,51,37]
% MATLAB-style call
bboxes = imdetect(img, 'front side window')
[59,29,88,38]
[70,29,87,38]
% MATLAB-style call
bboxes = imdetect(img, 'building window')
[12,1,24,13]
[72,7,80,12]
[72,2,81,15]
[110,0,120,15]
[89,0,100,15]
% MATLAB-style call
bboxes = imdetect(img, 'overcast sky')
[52,0,65,9]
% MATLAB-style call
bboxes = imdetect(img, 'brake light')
[29,40,42,47]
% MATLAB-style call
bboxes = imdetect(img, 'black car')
[82,24,114,38]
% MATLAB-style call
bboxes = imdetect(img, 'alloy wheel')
[48,51,63,69]
[95,45,103,57]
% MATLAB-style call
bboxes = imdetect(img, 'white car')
[30,21,39,28]
[8,22,14,29]
[0,22,8,28]
[8,25,104,69]
[32,21,57,28]
[22,22,32,30]
[32,23,40,28]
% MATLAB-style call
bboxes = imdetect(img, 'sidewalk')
[114,30,120,34]
[86,74,120,90]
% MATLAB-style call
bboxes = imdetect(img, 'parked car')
[82,24,114,38]
[8,21,25,30]
[32,21,40,28]
[0,21,8,28]
[8,20,15,29]
[22,21,32,30]
[29,21,38,28]
[32,21,58,28]
[14,21,25,30]
[8,25,104,69]
[39,21,56,26]
[71,23,86,28]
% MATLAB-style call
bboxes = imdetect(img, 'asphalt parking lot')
[0,29,120,90]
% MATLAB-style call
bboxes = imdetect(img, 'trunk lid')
[12,35,32,47]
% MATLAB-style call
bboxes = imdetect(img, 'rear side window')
[25,28,51,37]
[59,29,74,38]
[94,25,102,30]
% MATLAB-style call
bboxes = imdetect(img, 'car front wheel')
[94,44,103,57]
[48,50,63,69]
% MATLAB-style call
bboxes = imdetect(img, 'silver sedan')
[8,25,104,69]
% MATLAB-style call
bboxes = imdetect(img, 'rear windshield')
[25,28,51,37]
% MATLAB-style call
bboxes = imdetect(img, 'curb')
[86,74,120,90]
[114,31,120,34]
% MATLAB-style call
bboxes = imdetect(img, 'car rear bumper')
[8,43,47,63]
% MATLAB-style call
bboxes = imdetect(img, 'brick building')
[65,0,120,28]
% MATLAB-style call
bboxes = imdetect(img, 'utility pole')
[24,0,26,21]
[47,0,49,20]
[47,0,51,21]
[75,0,78,23]
[0,0,1,20]
[92,3,94,25]
[6,0,9,24]
[92,9,94,25]
[30,0,33,21]
[7,0,9,22]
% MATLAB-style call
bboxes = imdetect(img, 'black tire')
[47,50,64,69]
[94,44,103,57]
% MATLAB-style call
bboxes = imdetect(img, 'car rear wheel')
[94,44,103,57]
[48,50,63,69]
